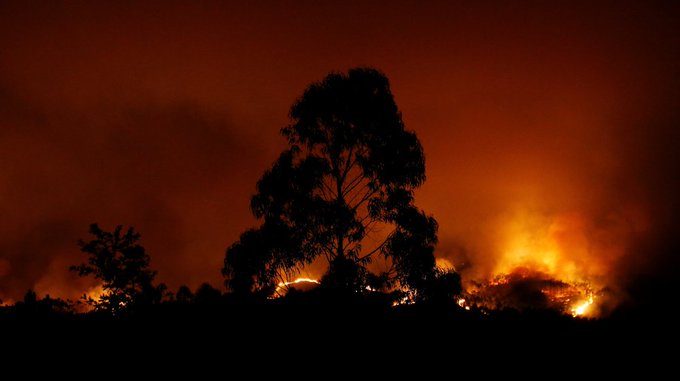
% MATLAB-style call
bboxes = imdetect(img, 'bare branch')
[339,146,355,186]
[342,172,366,198]
[358,212,375,225]
[359,233,393,260]
[346,182,371,207]
[320,176,336,199]
[363,218,382,235]
[319,240,337,260]
[316,182,331,200]
[350,187,379,211]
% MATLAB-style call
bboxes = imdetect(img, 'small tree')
[175,285,194,303]
[194,283,222,304]
[224,68,447,299]
[71,223,164,314]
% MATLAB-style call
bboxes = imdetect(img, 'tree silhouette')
[23,289,38,305]
[70,223,165,314]
[175,285,194,303]
[224,68,442,299]
[194,283,222,304]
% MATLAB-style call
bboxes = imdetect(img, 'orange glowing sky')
[1,1,678,307]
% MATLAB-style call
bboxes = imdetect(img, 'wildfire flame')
[571,295,594,317]
[459,210,609,318]
[463,268,599,316]
[71,284,106,312]
[273,278,320,298]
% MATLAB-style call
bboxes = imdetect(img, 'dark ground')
[2,292,675,374]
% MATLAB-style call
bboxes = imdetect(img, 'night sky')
[1,1,678,308]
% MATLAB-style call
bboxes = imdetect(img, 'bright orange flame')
[571,295,594,317]
[436,257,455,271]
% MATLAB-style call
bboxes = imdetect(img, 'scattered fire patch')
[272,278,320,298]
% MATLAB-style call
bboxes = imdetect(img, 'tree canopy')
[223,68,446,300]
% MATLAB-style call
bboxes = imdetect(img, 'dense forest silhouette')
[0,69,668,356]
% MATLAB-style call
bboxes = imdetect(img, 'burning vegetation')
[450,209,627,318]
[460,268,600,317]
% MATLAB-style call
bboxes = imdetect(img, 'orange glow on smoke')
[83,284,104,302]
[495,211,605,283]
[463,208,620,317]
[72,284,105,312]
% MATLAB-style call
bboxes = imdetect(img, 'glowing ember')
[282,277,319,287]
[273,277,320,297]
[391,293,415,307]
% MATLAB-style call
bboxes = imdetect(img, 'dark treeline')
[0,284,664,367]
